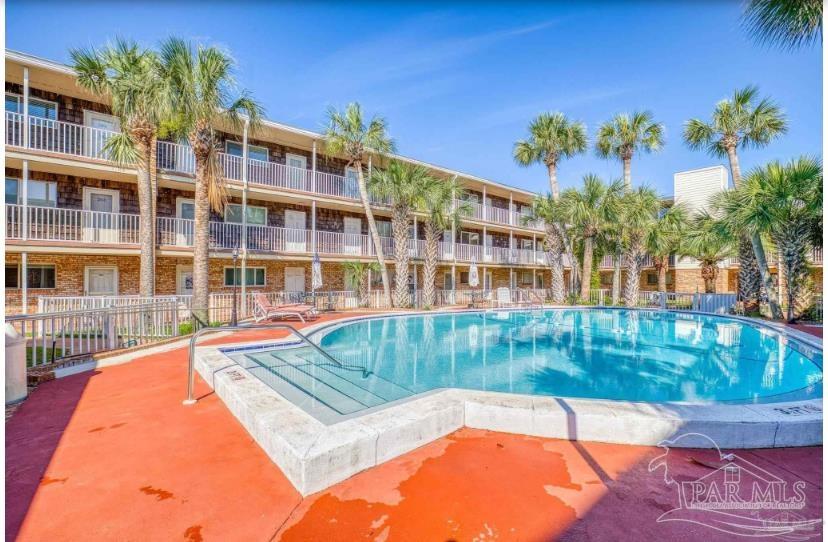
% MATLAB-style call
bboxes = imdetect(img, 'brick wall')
[6,168,140,212]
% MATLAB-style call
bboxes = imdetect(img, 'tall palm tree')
[646,204,688,293]
[680,211,733,294]
[619,186,661,306]
[324,103,395,307]
[513,112,587,200]
[561,175,624,300]
[159,38,263,323]
[342,261,380,308]
[72,39,170,298]
[369,161,432,307]
[742,0,822,50]
[683,86,787,317]
[420,177,468,308]
[715,157,822,322]
[595,111,664,190]
[530,195,567,303]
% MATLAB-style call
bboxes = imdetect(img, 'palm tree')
[369,161,432,307]
[420,177,469,308]
[159,38,263,323]
[683,86,787,317]
[595,111,664,190]
[530,195,567,303]
[715,157,822,322]
[71,39,170,298]
[513,112,587,200]
[342,261,380,308]
[619,186,661,306]
[680,211,734,293]
[646,204,688,293]
[742,0,822,50]
[561,175,624,300]
[324,103,395,307]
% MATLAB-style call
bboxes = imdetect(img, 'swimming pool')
[228,309,822,423]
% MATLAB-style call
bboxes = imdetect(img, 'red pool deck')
[6,313,823,541]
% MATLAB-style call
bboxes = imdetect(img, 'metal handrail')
[184,323,344,405]
[5,300,178,322]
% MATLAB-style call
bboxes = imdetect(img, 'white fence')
[7,204,141,244]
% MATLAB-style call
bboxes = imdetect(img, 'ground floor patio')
[6,313,823,541]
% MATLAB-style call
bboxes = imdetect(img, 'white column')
[22,67,29,148]
[508,193,513,226]
[311,201,317,254]
[240,118,249,306]
[21,160,28,241]
[311,140,317,194]
[532,233,537,264]
[21,252,27,315]
[483,225,487,261]
[450,176,457,263]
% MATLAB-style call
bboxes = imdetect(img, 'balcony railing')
[6,204,141,244]
[6,112,120,161]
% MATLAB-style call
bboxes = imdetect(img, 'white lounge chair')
[253,293,318,323]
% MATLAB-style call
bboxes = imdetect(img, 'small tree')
[680,211,734,293]
[619,186,661,306]
[646,204,688,293]
[342,261,380,308]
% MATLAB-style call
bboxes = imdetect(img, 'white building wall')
[673,165,730,269]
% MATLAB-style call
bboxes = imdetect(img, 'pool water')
[231,309,823,421]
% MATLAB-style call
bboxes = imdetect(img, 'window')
[5,93,58,119]
[520,239,534,250]
[460,231,480,245]
[376,220,392,238]
[460,272,470,285]
[519,271,533,285]
[224,267,266,286]
[5,179,57,207]
[646,273,658,285]
[535,275,544,288]
[462,193,479,204]
[224,204,267,225]
[225,141,269,162]
[5,178,19,205]
[6,265,19,288]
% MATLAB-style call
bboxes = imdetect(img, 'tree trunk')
[546,161,559,201]
[580,236,593,300]
[392,205,411,308]
[777,226,810,323]
[737,236,762,312]
[701,263,717,293]
[137,146,155,298]
[657,257,668,293]
[192,158,210,324]
[423,221,440,308]
[544,225,566,303]
[611,243,622,304]
[622,157,632,190]
[623,246,643,306]
[726,146,781,319]
[149,137,158,295]
[354,160,392,307]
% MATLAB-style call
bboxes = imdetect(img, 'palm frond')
[742,0,822,50]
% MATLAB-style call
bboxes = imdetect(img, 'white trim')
[82,186,120,213]
[83,266,118,296]
[5,91,59,119]
[223,265,266,287]
[5,263,57,290]
[226,140,268,161]
[176,264,193,295]
[175,197,195,219]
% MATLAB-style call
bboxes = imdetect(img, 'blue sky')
[7,1,821,196]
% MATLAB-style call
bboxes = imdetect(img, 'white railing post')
[311,140,317,194]
[22,67,29,149]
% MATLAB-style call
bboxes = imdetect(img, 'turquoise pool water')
[231,309,823,420]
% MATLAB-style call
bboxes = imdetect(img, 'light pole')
[231,247,239,327]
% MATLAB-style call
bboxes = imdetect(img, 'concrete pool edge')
[193,308,823,495]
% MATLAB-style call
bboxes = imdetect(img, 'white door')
[285,267,305,292]
[84,111,119,159]
[343,217,362,255]
[344,167,360,199]
[284,210,307,252]
[176,197,195,246]
[442,230,454,259]
[85,266,118,296]
[483,234,493,262]
[285,154,307,190]
[83,187,120,243]
[484,271,493,291]
[176,265,194,295]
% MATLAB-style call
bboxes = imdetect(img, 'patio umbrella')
[311,253,323,291]
[469,259,479,288]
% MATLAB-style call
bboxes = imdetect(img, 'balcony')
[6,112,120,162]
[453,198,543,230]
[6,204,141,244]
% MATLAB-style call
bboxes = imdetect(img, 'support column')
[509,192,513,226]
[532,233,537,265]
[22,67,29,148]
[21,252,27,315]
[483,225,488,262]
[482,185,487,221]
[21,160,28,241]
[311,201,317,254]
[311,140,317,194]
[240,118,249,309]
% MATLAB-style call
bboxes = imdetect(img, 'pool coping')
[194,307,823,496]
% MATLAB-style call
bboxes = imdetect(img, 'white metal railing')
[7,113,121,161]
[8,204,141,244]
[157,140,195,174]
[485,205,511,225]
[7,301,183,366]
